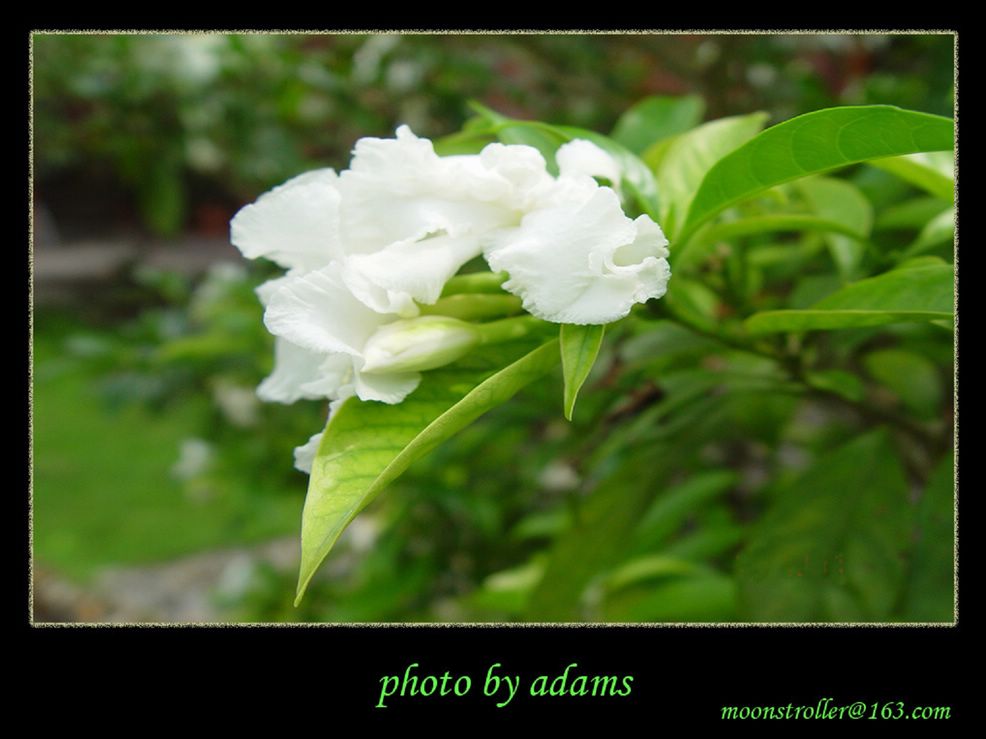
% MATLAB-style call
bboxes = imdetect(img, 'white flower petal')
[230,169,342,272]
[261,263,427,405]
[353,366,421,404]
[298,353,357,401]
[257,338,330,403]
[477,142,557,207]
[557,139,621,184]
[339,127,544,256]
[330,127,553,316]
[293,431,323,474]
[484,188,671,324]
[342,232,482,314]
[292,398,350,474]
[255,274,297,308]
[264,263,390,356]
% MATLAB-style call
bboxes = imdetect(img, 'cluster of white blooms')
[230,126,671,471]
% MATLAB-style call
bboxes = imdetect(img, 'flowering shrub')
[232,124,672,466]
[230,100,954,620]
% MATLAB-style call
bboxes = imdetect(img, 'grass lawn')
[31,315,303,582]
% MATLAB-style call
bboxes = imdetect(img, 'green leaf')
[598,555,740,621]
[682,106,954,239]
[900,206,955,259]
[736,430,913,621]
[786,273,842,308]
[678,214,866,270]
[296,338,559,603]
[510,510,571,541]
[874,197,950,231]
[805,369,866,403]
[863,348,944,419]
[664,275,723,332]
[899,454,954,621]
[469,558,546,616]
[466,100,510,127]
[745,257,953,333]
[432,129,496,156]
[654,112,769,239]
[797,177,873,280]
[641,135,678,172]
[663,519,746,562]
[560,323,605,421]
[527,382,757,620]
[603,555,704,591]
[631,471,738,554]
[525,446,673,621]
[870,151,954,202]
[610,95,705,154]
[600,572,737,622]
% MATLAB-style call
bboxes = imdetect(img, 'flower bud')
[360,316,481,374]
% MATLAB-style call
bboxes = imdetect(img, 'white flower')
[335,127,554,315]
[230,169,343,274]
[262,263,421,405]
[483,186,671,325]
[254,276,339,404]
[231,126,557,318]
[231,124,671,423]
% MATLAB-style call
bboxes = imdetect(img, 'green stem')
[440,272,509,296]
[420,294,522,321]
[475,315,548,345]
[654,301,945,451]
[799,372,945,451]
[661,299,786,364]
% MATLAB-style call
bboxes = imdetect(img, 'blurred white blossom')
[212,380,260,428]
[171,438,214,481]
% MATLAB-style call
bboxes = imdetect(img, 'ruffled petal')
[292,398,350,473]
[339,127,544,255]
[257,338,330,403]
[298,353,358,401]
[332,127,548,317]
[353,366,421,404]
[293,431,323,474]
[230,169,342,272]
[263,263,391,356]
[342,232,483,314]
[557,139,621,184]
[476,142,557,208]
[484,187,671,324]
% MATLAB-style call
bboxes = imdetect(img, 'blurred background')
[31,32,954,622]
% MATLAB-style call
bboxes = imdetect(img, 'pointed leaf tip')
[560,324,605,421]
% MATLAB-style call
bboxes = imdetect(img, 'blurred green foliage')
[34,33,953,236]
[32,308,305,581]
